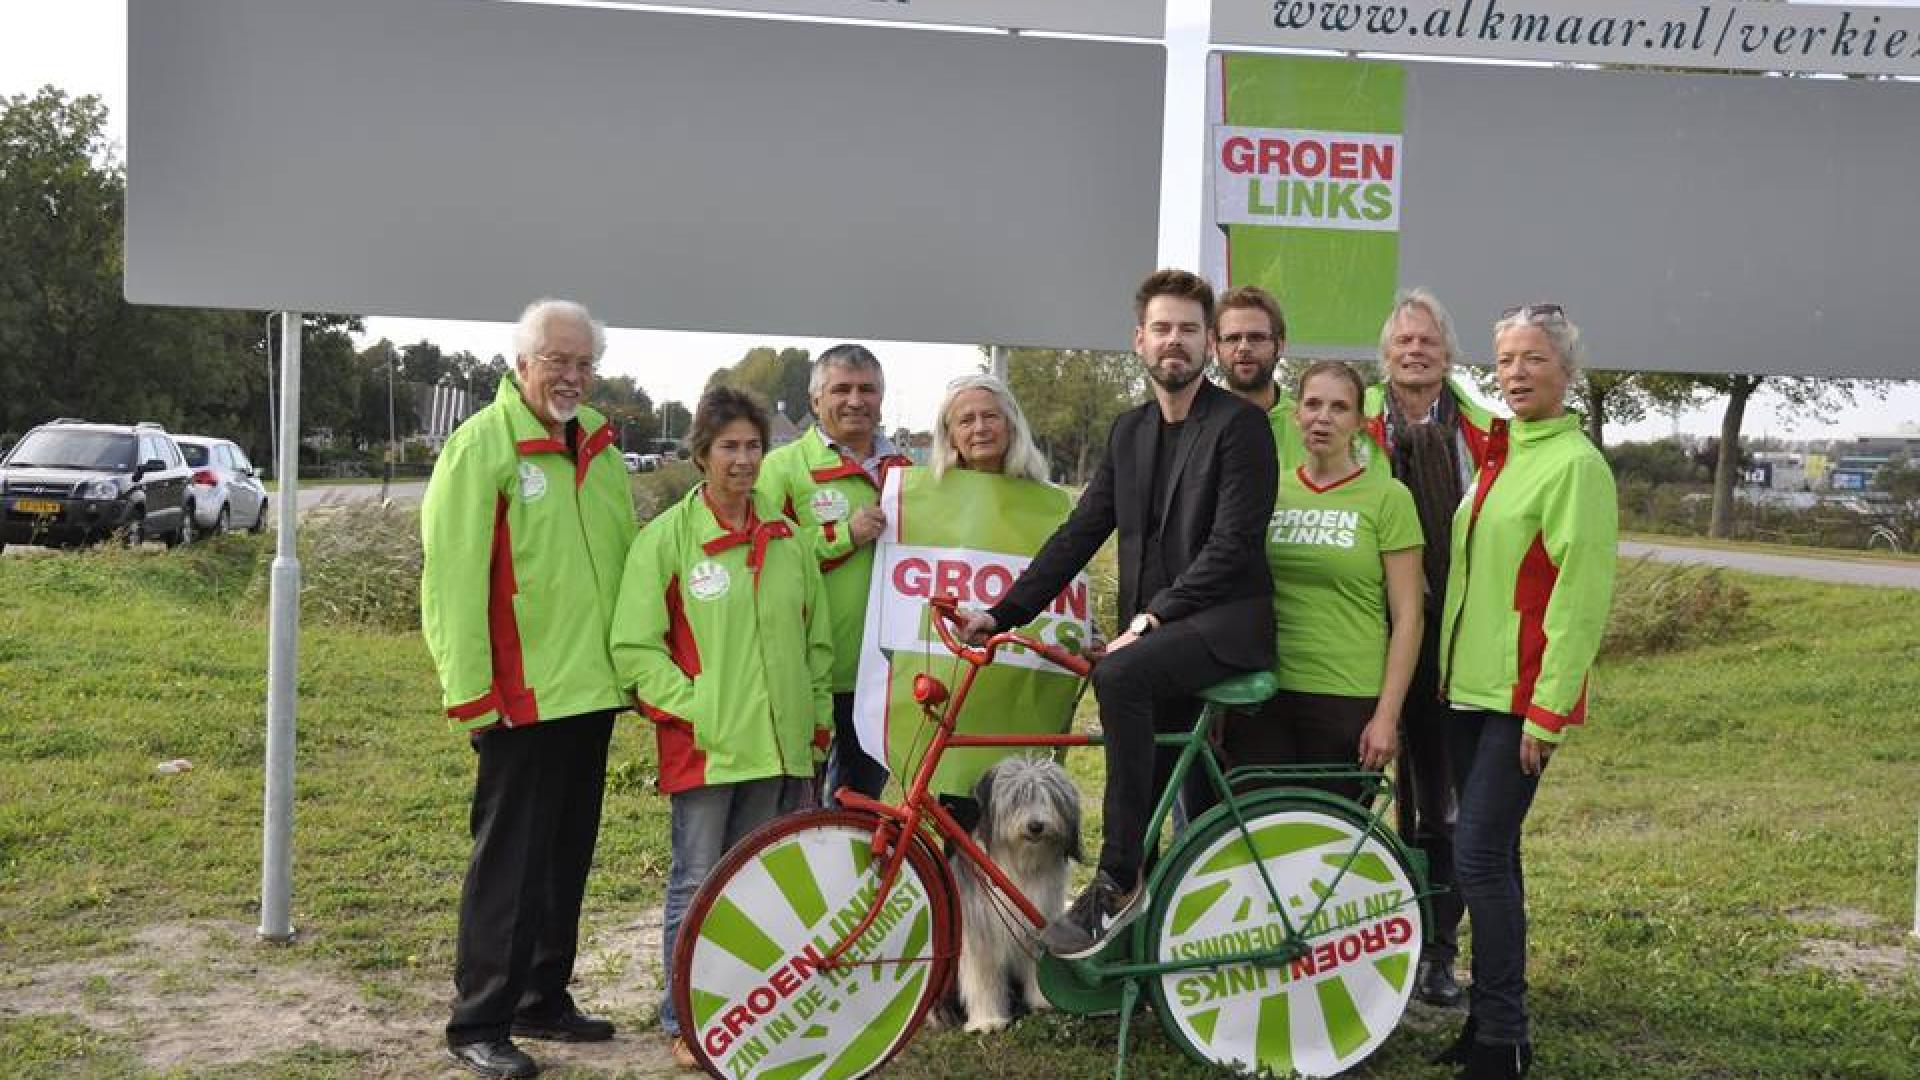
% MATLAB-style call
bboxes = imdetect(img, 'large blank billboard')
[127,0,1165,351]
[1207,53,1920,378]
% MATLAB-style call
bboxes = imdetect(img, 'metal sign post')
[259,310,302,944]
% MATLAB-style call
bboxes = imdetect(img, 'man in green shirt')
[759,344,911,801]
[1216,285,1306,472]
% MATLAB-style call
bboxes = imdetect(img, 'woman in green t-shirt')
[1224,361,1425,802]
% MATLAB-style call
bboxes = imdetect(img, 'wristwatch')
[1128,613,1157,637]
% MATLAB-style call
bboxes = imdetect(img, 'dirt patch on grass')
[1791,937,1919,992]
[3,912,683,1077]
[1785,905,1886,930]
[1779,909,1918,992]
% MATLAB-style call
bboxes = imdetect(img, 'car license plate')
[15,498,61,515]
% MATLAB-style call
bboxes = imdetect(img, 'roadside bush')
[1602,556,1751,656]
[248,463,698,633]
[267,500,424,632]
[632,460,701,523]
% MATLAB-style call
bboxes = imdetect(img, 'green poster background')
[859,468,1089,799]
[1221,55,1405,351]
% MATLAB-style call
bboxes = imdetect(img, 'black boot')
[1432,1016,1476,1066]
[1455,1039,1532,1080]
[1416,958,1464,1007]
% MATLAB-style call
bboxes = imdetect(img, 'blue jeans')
[1445,710,1542,1046]
[659,778,786,1036]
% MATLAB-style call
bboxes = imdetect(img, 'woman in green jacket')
[610,386,833,1070]
[1435,305,1617,1080]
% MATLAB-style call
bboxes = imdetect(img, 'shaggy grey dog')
[950,754,1083,1033]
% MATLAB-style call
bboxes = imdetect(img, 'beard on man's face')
[1147,347,1203,392]
[1223,361,1275,395]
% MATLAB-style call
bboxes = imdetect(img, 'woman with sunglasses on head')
[1434,304,1616,1079]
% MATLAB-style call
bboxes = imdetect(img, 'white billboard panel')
[628,0,1164,37]
[1212,0,1920,78]
[127,0,1164,351]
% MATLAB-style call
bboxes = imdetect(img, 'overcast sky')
[4,0,1914,442]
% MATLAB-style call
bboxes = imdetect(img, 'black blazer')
[988,379,1278,672]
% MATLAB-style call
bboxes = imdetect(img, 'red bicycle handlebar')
[928,596,1092,678]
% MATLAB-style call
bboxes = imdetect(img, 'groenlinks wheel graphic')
[1145,798,1423,1077]
[673,810,958,1080]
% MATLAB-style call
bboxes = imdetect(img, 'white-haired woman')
[932,373,1051,484]
[1434,304,1616,1080]
[924,374,1057,838]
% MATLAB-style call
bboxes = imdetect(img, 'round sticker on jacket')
[688,560,731,601]
[519,462,548,502]
[809,488,851,523]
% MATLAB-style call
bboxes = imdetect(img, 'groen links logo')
[685,820,942,1080]
[1151,808,1421,1077]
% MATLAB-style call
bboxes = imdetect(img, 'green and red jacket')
[1265,378,1491,475]
[758,427,910,692]
[610,485,833,794]
[1438,414,1617,743]
[1362,376,1496,471]
[420,378,637,731]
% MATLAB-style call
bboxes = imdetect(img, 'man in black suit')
[957,268,1278,957]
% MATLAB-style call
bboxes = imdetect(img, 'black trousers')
[1395,634,1465,965]
[446,711,615,1047]
[1089,620,1240,887]
[1222,689,1375,805]
[824,691,889,803]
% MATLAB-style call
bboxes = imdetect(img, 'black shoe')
[1416,958,1464,1007]
[446,1039,539,1079]
[1038,870,1149,959]
[1432,1016,1477,1066]
[1455,1039,1532,1080]
[512,1007,615,1043]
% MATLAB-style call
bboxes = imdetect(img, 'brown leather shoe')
[671,1035,701,1071]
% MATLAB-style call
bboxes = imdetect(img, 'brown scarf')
[1386,390,1464,610]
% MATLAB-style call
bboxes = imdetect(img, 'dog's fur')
[948,755,1083,1033]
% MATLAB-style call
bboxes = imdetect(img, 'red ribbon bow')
[702,515,793,584]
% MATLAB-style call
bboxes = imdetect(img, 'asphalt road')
[1619,539,1920,590]
[289,481,428,513]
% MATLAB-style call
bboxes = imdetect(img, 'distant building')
[1746,451,1808,492]
[413,383,475,448]
[1844,432,1920,461]
[768,410,801,448]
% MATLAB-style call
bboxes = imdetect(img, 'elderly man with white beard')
[421,298,637,1079]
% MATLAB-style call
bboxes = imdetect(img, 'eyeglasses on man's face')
[533,352,597,377]
[1219,332,1276,348]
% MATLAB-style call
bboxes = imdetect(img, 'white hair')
[1378,287,1463,367]
[931,374,1051,485]
[1492,305,1586,377]
[512,298,605,362]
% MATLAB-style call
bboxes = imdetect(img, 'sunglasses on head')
[1500,303,1565,321]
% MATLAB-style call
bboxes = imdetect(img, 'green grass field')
[0,536,1914,1078]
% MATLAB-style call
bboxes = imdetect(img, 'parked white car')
[175,435,269,534]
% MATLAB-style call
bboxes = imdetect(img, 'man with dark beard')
[957,269,1277,957]
[1216,286,1285,408]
